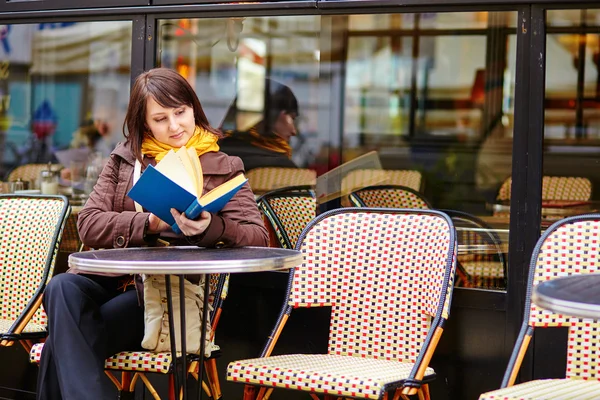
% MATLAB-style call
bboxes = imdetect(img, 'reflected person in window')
[36,67,268,400]
[219,79,299,171]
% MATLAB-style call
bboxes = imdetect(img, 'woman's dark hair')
[124,67,221,161]
[220,78,298,135]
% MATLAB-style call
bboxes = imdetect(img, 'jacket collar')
[111,141,233,175]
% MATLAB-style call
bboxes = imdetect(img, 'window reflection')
[543,9,600,227]
[158,13,517,291]
[0,21,131,175]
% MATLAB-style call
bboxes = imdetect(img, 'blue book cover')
[127,164,247,234]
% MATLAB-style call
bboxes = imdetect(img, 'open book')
[127,146,247,234]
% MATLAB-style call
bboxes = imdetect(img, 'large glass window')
[157,12,517,291]
[0,21,132,177]
[543,10,600,227]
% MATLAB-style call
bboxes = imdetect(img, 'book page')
[176,147,199,196]
[187,146,203,197]
[155,149,196,196]
[199,174,247,206]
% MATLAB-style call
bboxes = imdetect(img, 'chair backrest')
[257,186,316,249]
[526,214,600,380]
[0,195,69,333]
[289,208,456,363]
[6,164,62,183]
[441,209,507,290]
[496,176,592,202]
[349,185,431,209]
[342,169,423,194]
[246,167,317,195]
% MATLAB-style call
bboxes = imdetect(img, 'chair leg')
[392,389,410,400]
[169,374,176,400]
[136,373,161,400]
[243,384,257,400]
[263,388,274,400]
[421,384,431,400]
[256,387,267,399]
[205,358,221,398]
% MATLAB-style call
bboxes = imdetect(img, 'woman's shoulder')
[200,151,244,175]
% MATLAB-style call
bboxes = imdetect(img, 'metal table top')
[68,246,302,275]
[532,274,600,319]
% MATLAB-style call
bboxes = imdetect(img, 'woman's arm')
[77,154,150,249]
[186,157,269,248]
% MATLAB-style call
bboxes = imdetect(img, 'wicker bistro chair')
[246,168,317,195]
[30,273,230,399]
[6,163,62,183]
[440,209,507,290]
[479,214,600,400]
[496,176,592,202]
[349,185,432,210]
[227,208,457,400]
[0,195,70,352]
[342,169,424,194]
[256,185,316,249]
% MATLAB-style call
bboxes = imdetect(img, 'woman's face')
[145,96,195,147]
[273,111,297,141]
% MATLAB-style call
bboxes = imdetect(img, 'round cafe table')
[69,246,302,400]
[532,274,600,319]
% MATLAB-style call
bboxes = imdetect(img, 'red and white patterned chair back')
[288,209,456,363]
[0,195,69,334]
[349,185,431,210]
[497,176,592,202]
[527,215,600,380]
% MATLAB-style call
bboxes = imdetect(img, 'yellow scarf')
[141,126,219,161]
[224,125,292,158]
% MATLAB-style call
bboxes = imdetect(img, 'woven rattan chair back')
[288,208,456,363]
[496,176,592,202]
[349,184,432,209]
[6,164,62,183]
[0,195,69,344]
[525,215,600,380]
[257,186,316,249]
[246,167,316,195]
[342,169,423,194]
[441,209,507,290]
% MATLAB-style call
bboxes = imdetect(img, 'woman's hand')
[148,213,170,234]
[170,209,212,237]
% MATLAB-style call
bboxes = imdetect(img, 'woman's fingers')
[170,209,211,236]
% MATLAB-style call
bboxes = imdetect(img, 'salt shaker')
[40,163,59,195]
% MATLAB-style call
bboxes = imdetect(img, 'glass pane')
[157,16,323,193]
[544,9,600,227]
[0,21,132,189]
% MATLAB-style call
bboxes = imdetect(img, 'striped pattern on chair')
[246,168,316,195]
[496,176,592,202]
[349,185,431,209]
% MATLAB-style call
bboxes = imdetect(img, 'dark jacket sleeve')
[187,156,269,248]
[77,154,150,249]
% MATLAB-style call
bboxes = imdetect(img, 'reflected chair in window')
[496,176,592,202]
[30,273,230,400]
[6,163,62,183]
[440,209,507,290]
[349,184,432,209]
[246,167,317,196]
[342,168,424,194]
[478,214,600,400]
[0,195,69,353]
[227,208,457,400]
[256,185,316,249]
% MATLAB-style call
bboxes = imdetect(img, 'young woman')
[37,67,269,399]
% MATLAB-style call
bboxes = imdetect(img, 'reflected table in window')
[533,274,600,319]
[68,246,303,399]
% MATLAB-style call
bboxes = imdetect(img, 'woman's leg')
[37,273,142,400]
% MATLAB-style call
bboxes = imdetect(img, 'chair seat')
[478,379,600,400]
[30,342,221,374]
[0,319,45,334]
[227,354,435,399]
[462,261,504,279]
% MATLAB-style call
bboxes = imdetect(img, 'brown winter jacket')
[74,141,269,278]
